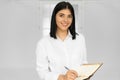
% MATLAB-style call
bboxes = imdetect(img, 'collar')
[56,31,72,42]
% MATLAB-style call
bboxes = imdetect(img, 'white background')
[0,0,120,80]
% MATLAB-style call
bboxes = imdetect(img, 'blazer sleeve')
[36,41,59,80]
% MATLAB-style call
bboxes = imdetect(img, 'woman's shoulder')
[37,35,50,45]
[76,33,85,40]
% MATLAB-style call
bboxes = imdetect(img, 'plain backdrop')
[0,0,120,80]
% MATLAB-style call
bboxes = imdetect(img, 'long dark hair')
[50,1,77,39]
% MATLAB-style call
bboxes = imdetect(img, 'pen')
[64,66,70,70]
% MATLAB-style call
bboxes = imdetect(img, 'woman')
[36,1,88,80]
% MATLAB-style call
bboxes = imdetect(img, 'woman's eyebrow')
[58,12,71,15]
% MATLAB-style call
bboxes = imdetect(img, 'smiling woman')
[36,1,88,80]
[56,9,73,41]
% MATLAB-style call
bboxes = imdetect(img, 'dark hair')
[50,1,77,39]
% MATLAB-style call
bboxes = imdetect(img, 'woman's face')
[56,9,73,32]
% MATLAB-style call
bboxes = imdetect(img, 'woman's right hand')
[65,70,78,80]
[58,70,78,80]
[58,74,66,80]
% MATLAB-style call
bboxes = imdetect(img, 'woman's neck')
[56,30,68,41]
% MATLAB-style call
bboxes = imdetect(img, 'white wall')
[0,0,120,80]
[82,0,120,80]
[0,0,41,79]
[0,0,41,68]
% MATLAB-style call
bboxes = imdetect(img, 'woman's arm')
[36,41,59,80]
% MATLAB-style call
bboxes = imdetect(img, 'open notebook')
[75,63,103,80]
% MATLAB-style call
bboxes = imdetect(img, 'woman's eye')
[59,14,64,17]
[68,15,72,18]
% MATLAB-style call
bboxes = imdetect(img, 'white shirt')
[36,33,87,80]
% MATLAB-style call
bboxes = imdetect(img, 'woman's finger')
[66,70,78,80]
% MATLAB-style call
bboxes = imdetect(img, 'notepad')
[75,63,103,80]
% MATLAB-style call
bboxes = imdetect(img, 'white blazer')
[36,33,87,80]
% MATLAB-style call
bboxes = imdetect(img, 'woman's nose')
[63,17,68,22]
